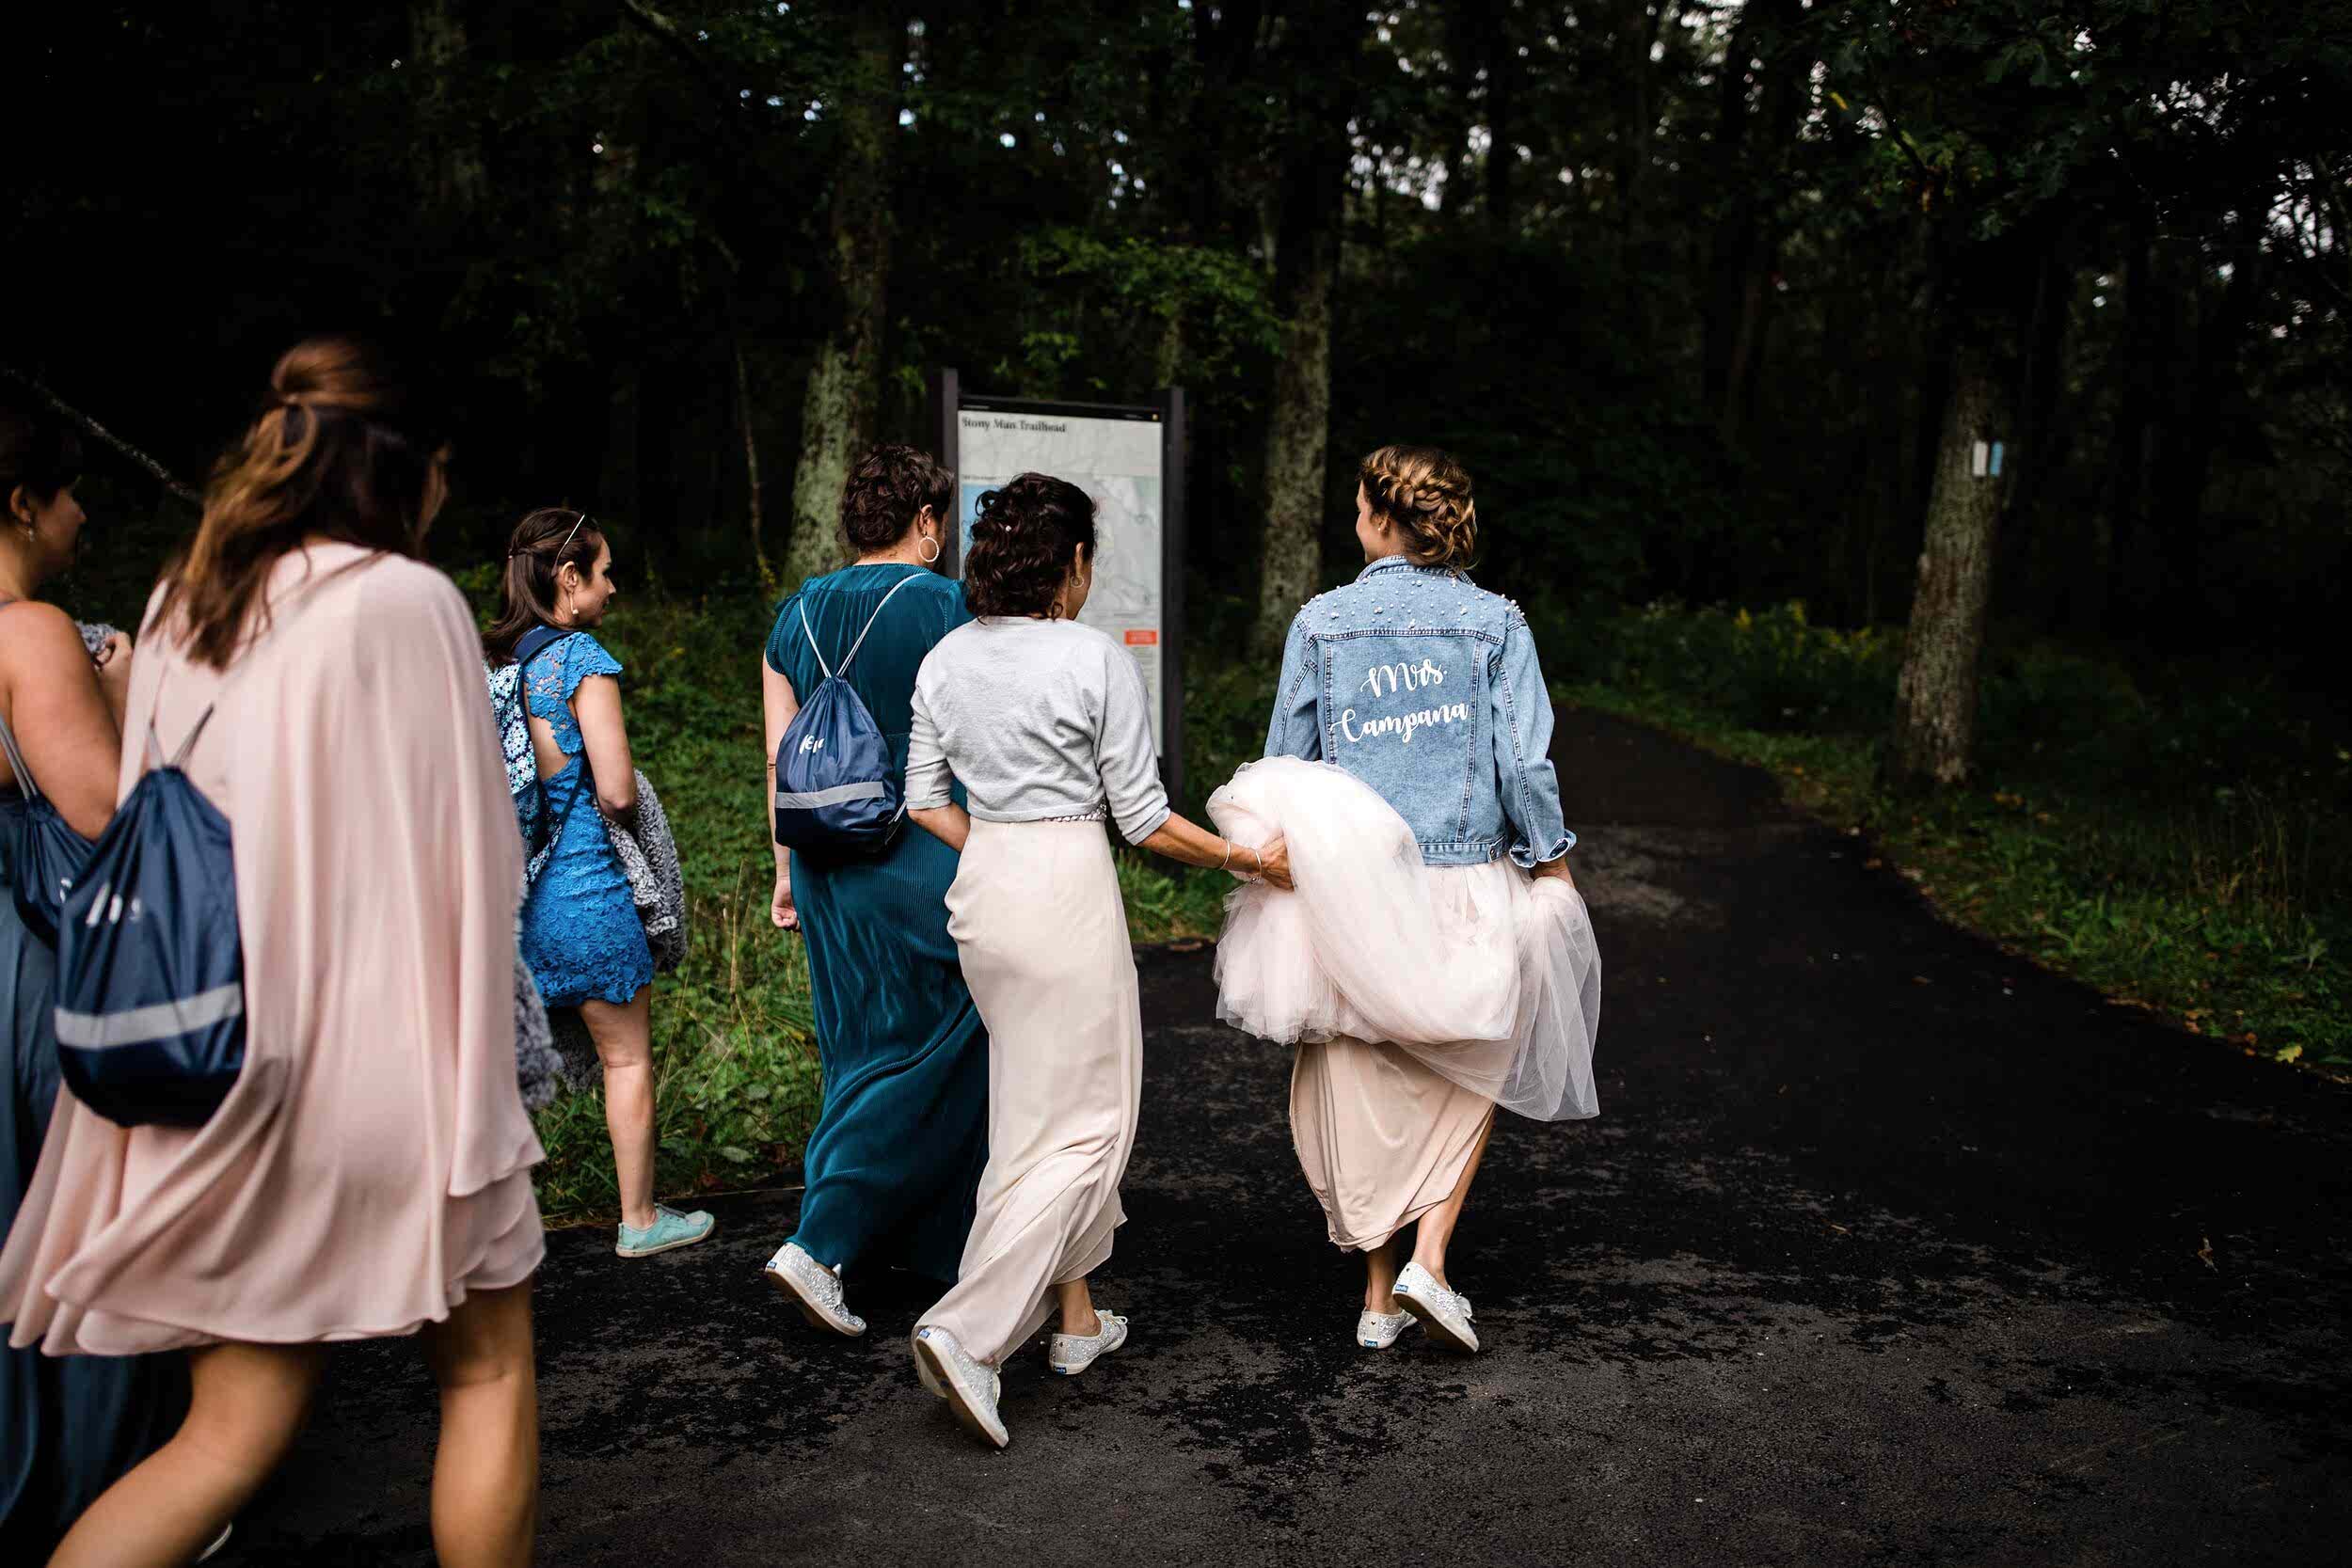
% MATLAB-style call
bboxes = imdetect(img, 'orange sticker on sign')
[1123,629,1159,646]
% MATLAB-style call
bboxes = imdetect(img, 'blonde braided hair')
[1359,444,1477,568]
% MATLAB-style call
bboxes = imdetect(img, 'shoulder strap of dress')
[0,598,41,796]
[0,709,38,800]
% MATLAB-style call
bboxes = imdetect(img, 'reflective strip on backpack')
[56,983,246,1049]
[773,781,890,811]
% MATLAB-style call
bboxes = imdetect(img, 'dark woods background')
[9,0,2350,695]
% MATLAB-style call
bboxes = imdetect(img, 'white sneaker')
[913,1324,1009,1449]
[1392,1262,1479,1354]
[1356,1306,1418,1349]
[764,1241,866,1337]
[1047,1310,1129,1374]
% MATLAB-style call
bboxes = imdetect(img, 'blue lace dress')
[516,634,654,1007]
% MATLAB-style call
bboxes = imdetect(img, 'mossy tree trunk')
[785,9,899,592]
[409,0,483,216]
[1887,336,2013,789]
[1251,0,1366,657]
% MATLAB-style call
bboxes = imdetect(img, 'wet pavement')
[239,709,2352,1566]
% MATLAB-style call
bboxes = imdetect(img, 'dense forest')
[9,1,2351,773]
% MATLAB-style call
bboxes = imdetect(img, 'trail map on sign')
[957,409,1168,744]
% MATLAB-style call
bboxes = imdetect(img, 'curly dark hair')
[842,443,954,554]
[962,472,1097,619]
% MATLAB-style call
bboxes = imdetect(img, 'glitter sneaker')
[1392,1262,1479,1354]
[1047,1310,1129,1374]
[764,1240,866,1336]
[913,1324,1009,1449]
[1356,1306,1418,1350]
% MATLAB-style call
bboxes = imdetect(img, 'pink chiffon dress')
[0,544,545,1354]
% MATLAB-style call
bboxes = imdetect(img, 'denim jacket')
[1264,556,1574,868]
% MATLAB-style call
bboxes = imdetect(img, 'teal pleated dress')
[766,564,987,1282]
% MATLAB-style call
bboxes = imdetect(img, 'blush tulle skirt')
[1210,757,1600,1248]
[1210,757,1601,1123]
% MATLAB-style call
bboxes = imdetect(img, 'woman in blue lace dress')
[487,510,712,1259]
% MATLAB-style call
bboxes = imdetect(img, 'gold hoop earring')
[918,533,941,565]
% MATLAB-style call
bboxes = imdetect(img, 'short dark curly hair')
[962,472,1097,619]
[841,443,954,554]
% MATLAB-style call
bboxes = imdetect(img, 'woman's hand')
[1531,854,1577,892]
[910,802,973,854]
[94,632,134,718]
[1136,812,1294,889]
[1247,835,1294,892]
[771,854,798,930]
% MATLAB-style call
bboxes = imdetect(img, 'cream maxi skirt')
[922,819,1142,1366]
[1212,757,1602,1252]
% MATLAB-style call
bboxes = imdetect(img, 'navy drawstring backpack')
[772,571,923,857]
[54,707,246,1127]
[0,711,96,948]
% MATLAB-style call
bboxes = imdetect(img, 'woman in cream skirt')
[1224,444,1600,1357]
[902,472,1290,1449]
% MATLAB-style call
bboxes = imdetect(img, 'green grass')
[1551,600,2350,1073]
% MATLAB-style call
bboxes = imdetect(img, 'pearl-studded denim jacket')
[1264,556,1574,869]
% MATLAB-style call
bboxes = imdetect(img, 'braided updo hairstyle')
[962,471,1097,619]
[1359,444,1477,569]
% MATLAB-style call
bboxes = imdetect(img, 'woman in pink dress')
[0,339,546,1568]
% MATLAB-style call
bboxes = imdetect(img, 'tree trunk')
[2099,234,2162,634]
[1700,0,1804,442]
[1477,2,1516,232]
[1253,244,1336,654]
[409,0,483,216]
[600,363,641,531]
[1887,338,2012,789]
[734,317,769,589]
[784,9,900,590]
[1249,1,1364,656]
[2146,205,2265,635]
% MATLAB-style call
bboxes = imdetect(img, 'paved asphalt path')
[236,710,2351,1566]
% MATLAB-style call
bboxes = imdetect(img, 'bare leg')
[1408,1110,1497,1290]
[580,987,657,1230]
[1054,1277,1101,1338]
[422,1279,540,1568]
[1363,1235,1405,1314]
[49,1341,324,1568]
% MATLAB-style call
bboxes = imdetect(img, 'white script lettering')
[1339,702,1470,746]
[1360,658,1446,700]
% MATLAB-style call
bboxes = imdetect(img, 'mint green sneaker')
[615,1204,715,1259]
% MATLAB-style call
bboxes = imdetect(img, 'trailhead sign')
[930,370,1188,800]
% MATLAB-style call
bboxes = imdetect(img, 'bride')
[1214,443,1599,1355]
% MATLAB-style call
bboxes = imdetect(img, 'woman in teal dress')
[759,445,987,1337]
[0,398,186,1558]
